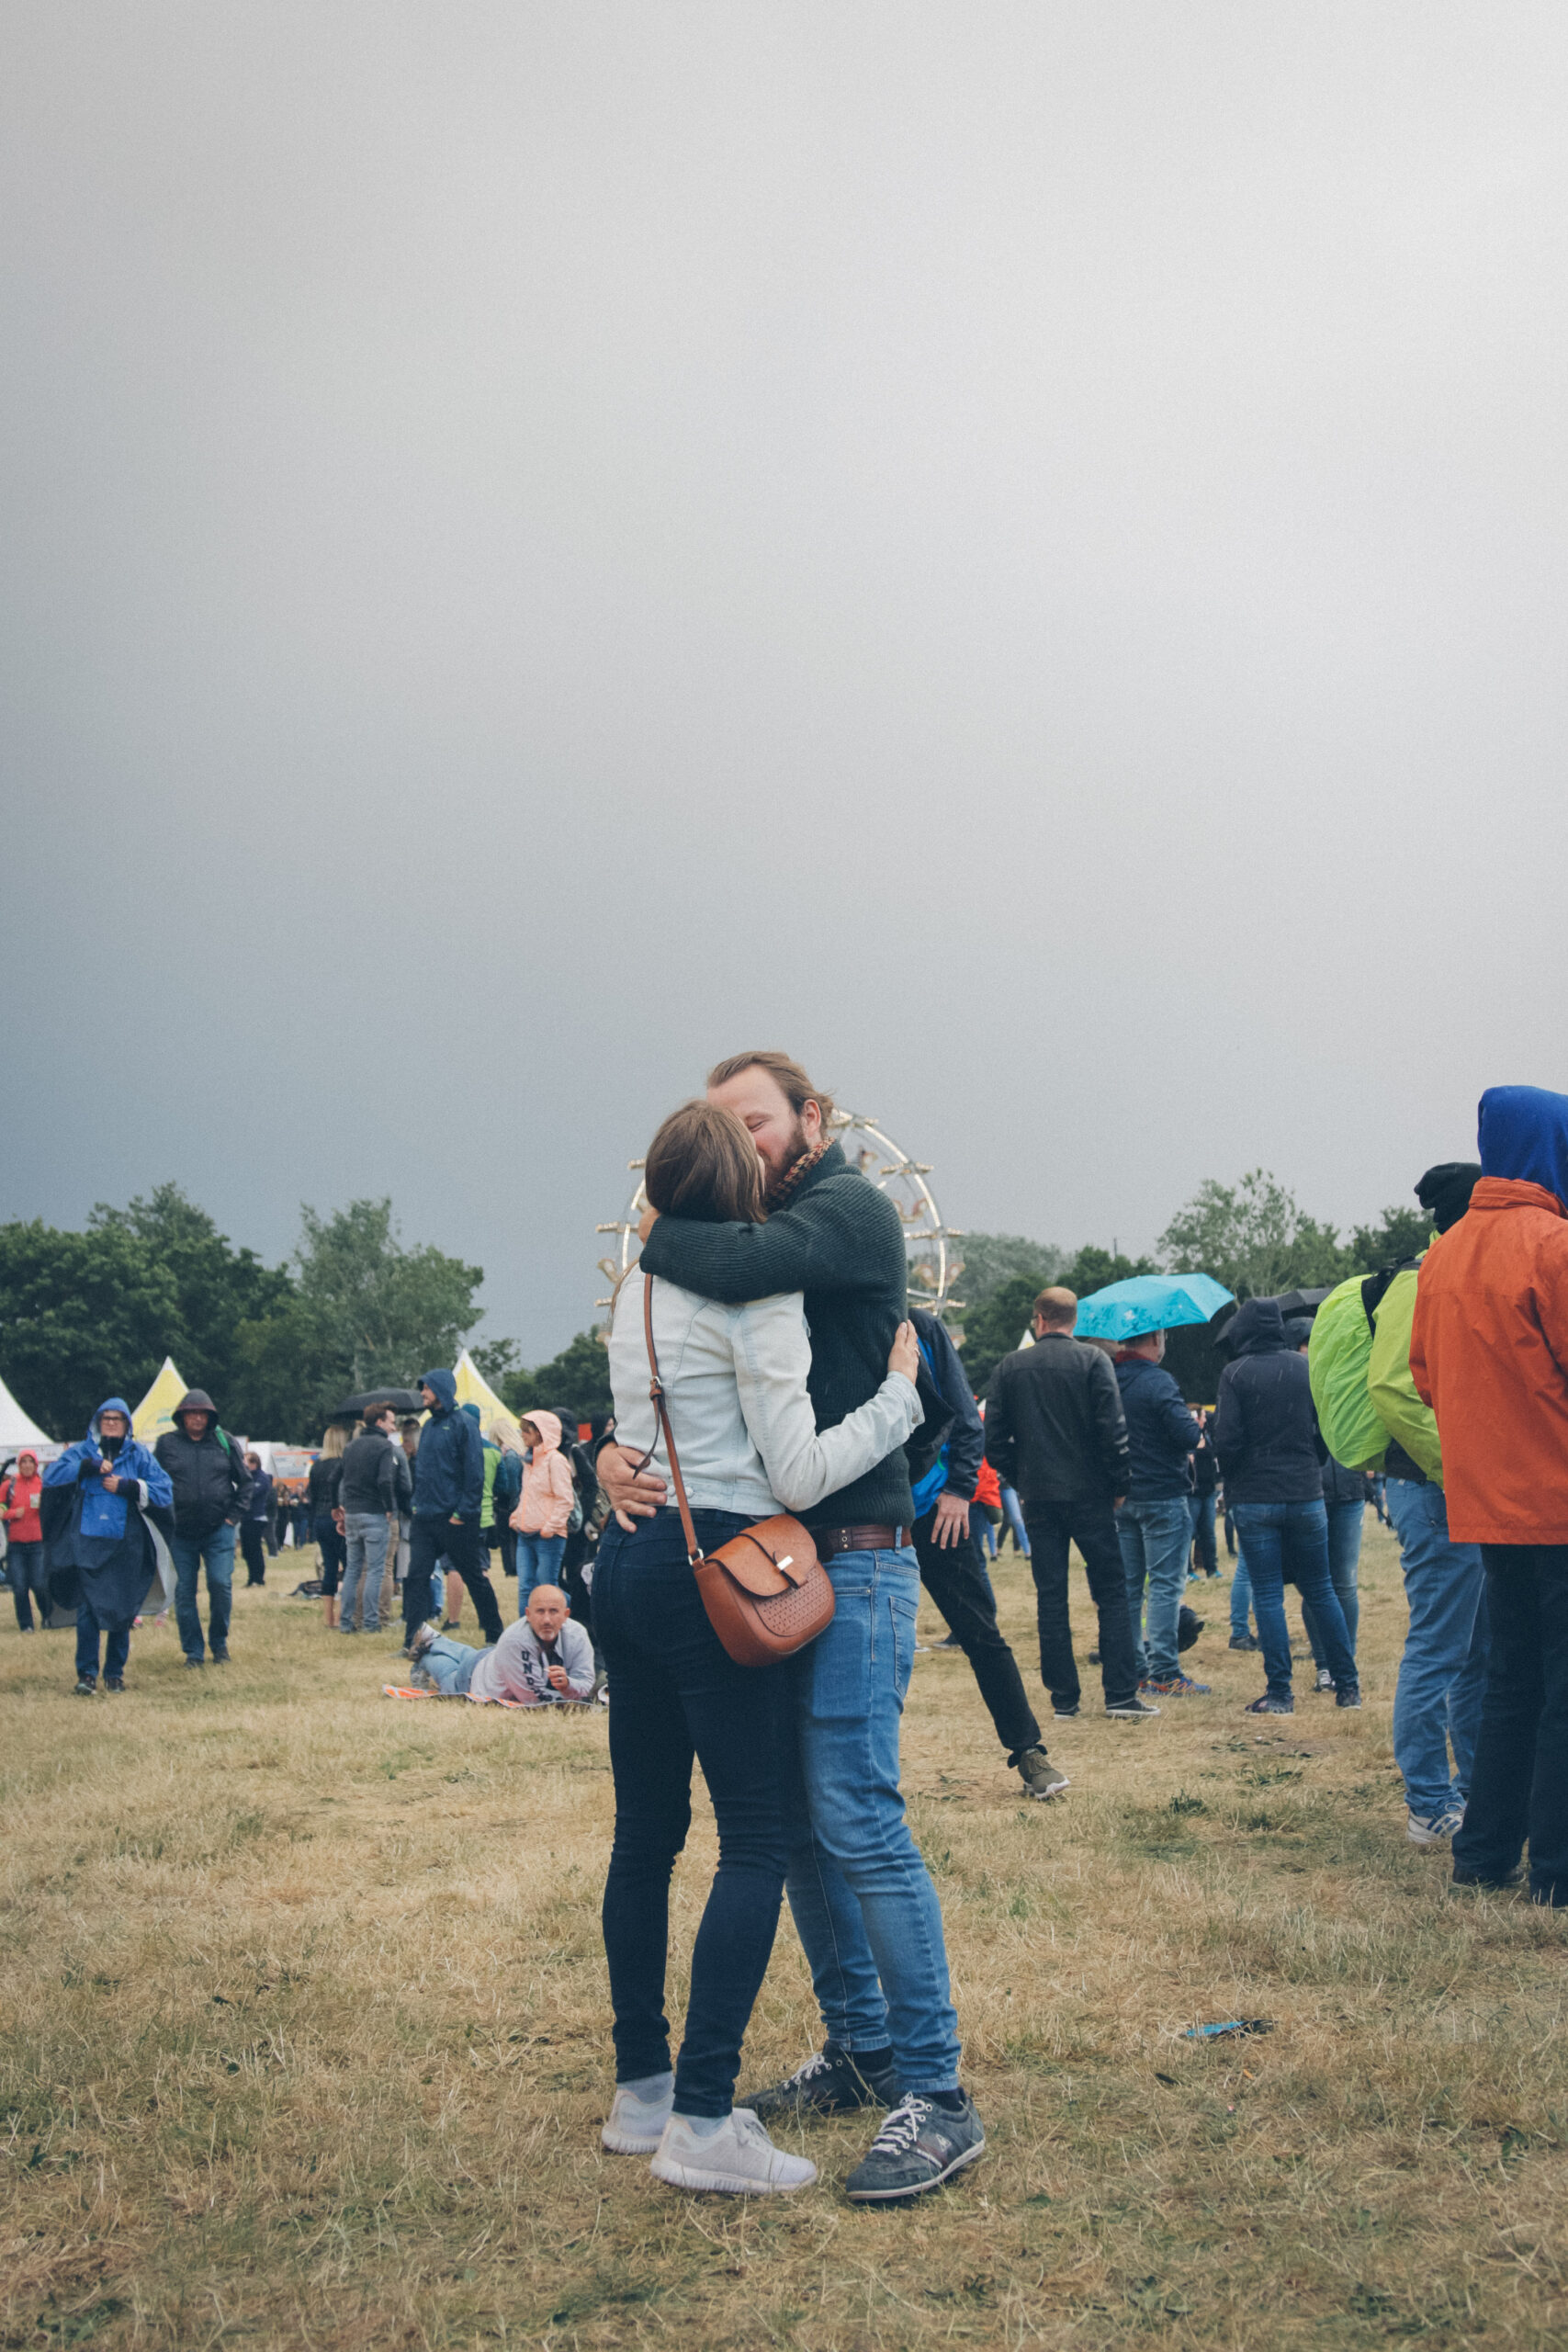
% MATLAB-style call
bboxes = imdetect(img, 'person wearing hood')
[1212,1299,1359,1714]
[509,1409,577,1607]
[1412,1087,1568,1903]
[401,1368,501,1651]
[42,1398,174,1693]
[239,1454,273,1586]
[154,1388,253,1667]
[2,1450,49,1631]
[1114,1329,1209,1698]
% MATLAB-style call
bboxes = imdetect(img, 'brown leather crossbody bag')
[640,1276,835,1668]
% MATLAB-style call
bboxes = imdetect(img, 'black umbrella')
[1269,1287,1335,1321]
[331,1387,426,1419]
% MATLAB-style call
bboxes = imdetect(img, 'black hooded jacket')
[153,1392,253,1539]
[985,1332,1130,1503]
[1212,1298,1325,1504]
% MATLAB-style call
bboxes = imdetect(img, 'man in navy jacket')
[1115,1332,1207,1695]
[908,1309,1057,1801]
[401,1368,502,1650]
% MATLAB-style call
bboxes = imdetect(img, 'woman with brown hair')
[594,1099,922,2197]
[308,1424,348,1629]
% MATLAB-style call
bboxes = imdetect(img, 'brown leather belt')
[813,1523,907,1561]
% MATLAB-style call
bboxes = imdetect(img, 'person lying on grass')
[409,1583,594,1703]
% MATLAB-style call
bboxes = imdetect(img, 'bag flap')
[710,1516,816,1597]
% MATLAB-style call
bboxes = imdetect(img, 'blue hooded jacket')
[1478,1086,1568,1208]
[411,1367,484,1520]
[41,1397,175,1626]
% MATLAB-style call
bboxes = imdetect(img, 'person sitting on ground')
[409,1582,594,1703]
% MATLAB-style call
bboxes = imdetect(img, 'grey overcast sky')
[4,3,1566,1362]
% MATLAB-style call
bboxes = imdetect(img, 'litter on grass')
[1186,2019,1276,2040]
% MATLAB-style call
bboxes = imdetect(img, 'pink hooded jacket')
[512,1409,576,1539]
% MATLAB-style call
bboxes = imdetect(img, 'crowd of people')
[8,1052,1567,2207]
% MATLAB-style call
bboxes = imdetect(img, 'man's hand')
[546,1661,571,1693]
[598,1442,668,1532]
[930,1491,971,1549]
[333,1506,344,1532]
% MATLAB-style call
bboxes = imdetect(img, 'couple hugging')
[592,1050,985,2203]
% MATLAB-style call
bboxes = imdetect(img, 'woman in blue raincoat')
[42,1396,174,1693]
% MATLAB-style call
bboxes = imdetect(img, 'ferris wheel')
[595,1108,967,1331]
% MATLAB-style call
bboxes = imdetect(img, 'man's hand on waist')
[598,1442,668,1532]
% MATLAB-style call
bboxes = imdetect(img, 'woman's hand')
[887,1320,919,1385]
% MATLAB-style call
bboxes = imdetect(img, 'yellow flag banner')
[452,1351,524,1451]
[130,1356,190,1444]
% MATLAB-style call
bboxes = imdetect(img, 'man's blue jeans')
[1231,1498,1358,1701]
[1386,1478,1487,1820]
[1303,1500,1365,1671]
[419,1634,485,1693]
[1118,1498,1193,1682]
[515,1532,567,1608]
[342,1511,389,1633]
[1230,1552,1255,1641]
[783,1545,962,2095]
[1188,1490,1219,1576]
[170,1524,236,1661]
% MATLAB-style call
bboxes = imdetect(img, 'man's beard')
[762,1117,815,1203]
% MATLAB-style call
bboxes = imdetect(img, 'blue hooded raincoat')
[42,1397,175,1627]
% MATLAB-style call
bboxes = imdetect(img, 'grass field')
[3,1521,1567,2351]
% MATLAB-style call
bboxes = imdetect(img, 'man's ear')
[802,1097,823,1142]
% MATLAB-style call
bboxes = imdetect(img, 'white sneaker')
[1407,1806,1465,1847]
[649,2107,816,2195]
[602,2079,674,2154]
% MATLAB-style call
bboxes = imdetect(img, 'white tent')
[0,1369,54,1453]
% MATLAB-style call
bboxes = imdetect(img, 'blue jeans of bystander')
[1118,1497,1193,1682]
[1385,1478,1487,1821]
[1230,1499,1358,1702]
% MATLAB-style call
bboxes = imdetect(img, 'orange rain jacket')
[1410,1176,1568,1544]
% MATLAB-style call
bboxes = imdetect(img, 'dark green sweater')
[638,1139,916,1531]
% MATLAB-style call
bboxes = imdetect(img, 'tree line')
[0,1166,1427,1442]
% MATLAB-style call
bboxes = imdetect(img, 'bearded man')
[597,1051,986,2204]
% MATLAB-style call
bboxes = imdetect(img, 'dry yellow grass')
[3,1522,1567,2350]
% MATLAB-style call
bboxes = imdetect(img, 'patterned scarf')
[765,1139,829,1211]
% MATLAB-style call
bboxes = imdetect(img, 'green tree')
[1158,1170,1346,1300]
[89,1182,294,1428]
[952,1231,1063,1316]
[1058,1244,1158,1297]
[960,1277,1043,1396]
[502,1330,615,1429]
[1346,1204,1431,1273]
[0,1218,181,1439]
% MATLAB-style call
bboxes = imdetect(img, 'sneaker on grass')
[1015,1747,1069,1802]
[1314,1668,1335,1691]
[1051,1701,1079,1719]
[105,1677,126,1693]
[1451,1863,1524,1892]
[1105,1696,1160,1719]
[747,2042,899,2120]
[1408,1807,1465,1847]
[844,2092,986,2203]
[602,2077,674,2154]
[1228,1634,1259,1652]
[1335,1687,1362,1709]
[1246,1692,1294,1713]
[650,2109,815,2195]
[1143,1674,1210,1697]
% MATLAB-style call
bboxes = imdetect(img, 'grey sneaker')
[748,2042,899,2120]
[1335,1687,1362,1709]
[1051,1701,1080,1719]
[1106,1695,1160,1718]
[1314,1668,1335,1691]
[603,2077,674,2154]
[1245,1693,1294,1714]
[845,2091,986,2202]
[1016,1747,1070,1801]
[650,2107,815,2195]
[1228,1634,1259,1652]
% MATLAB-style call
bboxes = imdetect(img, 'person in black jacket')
[1114,1332,1207,1696]
[307,1426,348,1628]
[1212,1297,1359,1713]
[403,1368,501,1650]
[154,1389,253,1667]
[985,1290,1152,1721]
[908,1310,1058,1798]
[1189,1411,1221,1579]
[338,1405,412,1635]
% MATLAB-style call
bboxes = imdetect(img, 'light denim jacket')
[607,1268,921,1518]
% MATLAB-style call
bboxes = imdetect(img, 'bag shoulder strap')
[643,1275,705,1566]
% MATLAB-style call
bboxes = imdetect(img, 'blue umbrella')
[1074,1272,1234,1342]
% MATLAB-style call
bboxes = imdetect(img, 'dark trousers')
[1024,1498,1142,1711]
[404,1516,502,1643]
[594,1510,797,2115]
[314,1514,346,1598]
[1189,1490,1219,1576]
[911,1510,1040,1758]
[239,1520,267,1585]
[1453,1543,1568,1904]
[7,1540,48,1631]
[75,1601,130,1683]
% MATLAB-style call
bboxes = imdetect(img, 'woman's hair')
[321,1424,347,1459]
[643,1099,766,1225]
